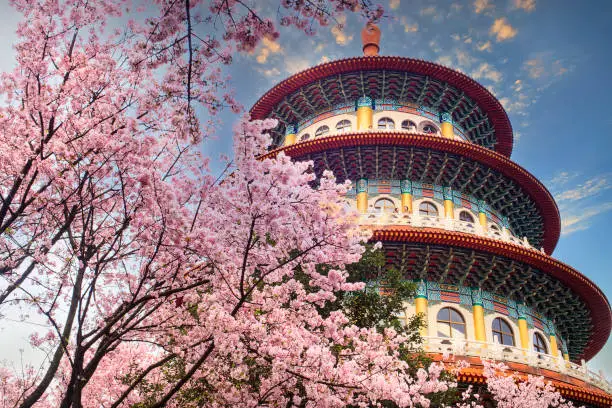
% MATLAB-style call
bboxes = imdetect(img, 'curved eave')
[262,132,560,253]
[371,226,611,362]
[250,56,513,157]
[435,356,612,406]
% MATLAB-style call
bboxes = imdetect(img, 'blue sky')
[0,0,611,379]
[205,0,612,374]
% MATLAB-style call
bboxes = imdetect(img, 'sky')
[0,0,612,380]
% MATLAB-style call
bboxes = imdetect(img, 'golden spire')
[361,23,381,56]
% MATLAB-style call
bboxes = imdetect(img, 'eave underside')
[301,143,545,248]
[369,227,611,362]
[263,70,498,149]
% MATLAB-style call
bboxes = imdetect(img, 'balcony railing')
[358,211,539,252]
[423,336,612,393]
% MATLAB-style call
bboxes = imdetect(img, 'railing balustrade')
[423,336,612,393]
[358,211,537,251]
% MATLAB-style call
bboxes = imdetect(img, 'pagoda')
[250,24,612,406]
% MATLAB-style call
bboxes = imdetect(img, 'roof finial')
[361,23,381,56]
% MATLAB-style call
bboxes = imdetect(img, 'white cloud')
[420,6,437,16]
[436,55,453,66]
[556,176,611,202]
[561,203,612,235]
[284,57,313,75]
[490,18,517,42]
[470,62,502,83]
[389,0,400,10]
[550,173,612,236]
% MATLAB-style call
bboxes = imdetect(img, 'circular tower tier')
[250,28,612,403]
[251,56,514,156]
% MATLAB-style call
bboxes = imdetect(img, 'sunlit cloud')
[514,0,536,12]
[473,0,493,14]
[477,41,492,52]
[255,37,283,64]
[400,16,418,33]
[331,15,353,46]
[523,54,572,80]
[389,0,400,10]
[490,18,517,42]
[524,58,545,79]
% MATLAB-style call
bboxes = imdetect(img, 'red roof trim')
[262,133,561,253]
[250,56,514,157]
[435,356,612,406]
[371,227,611,362]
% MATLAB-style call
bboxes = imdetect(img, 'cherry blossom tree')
[0,1,457,407]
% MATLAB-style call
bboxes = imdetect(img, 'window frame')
[377,117,395,130]
[401,119,417,130]
[418,201,439,217]
[315,125,330,137]
[336,119,352,133]
[436,307,467,339]
[533,332,548,354]
[492,317,515,347]
[373,198,396,213]
[458,211,475,223]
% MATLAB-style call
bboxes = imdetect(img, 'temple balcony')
[423,336,612,394]
[358,211,538,251]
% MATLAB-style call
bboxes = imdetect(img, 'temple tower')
[250,25,612,406]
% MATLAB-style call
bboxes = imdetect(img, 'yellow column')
[518,317,529,350]
[550,335,559,358]
[356,178,368,214]
[356,96,373,130]
[443,187,454,219]
[415,280,428,337]
[440,112,454,139]
[477,200,487,231]
[400,180,413,213]
[284,124,297,146]
[563,353,570,361]
[472,288,486,342]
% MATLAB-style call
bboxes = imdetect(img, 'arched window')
[422,124,438,134]
[490,224,501,236]
[336,119,352,133]
[374,198,396,213]
[300,133,310,141]
[419,201,438,217]
[377,117,395,130]
[315,125,329,137]
[459,211,475,223]
[533,332,548,354]
[401,120,417,130]
[437,307,466,338]
[492,318,515,346]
